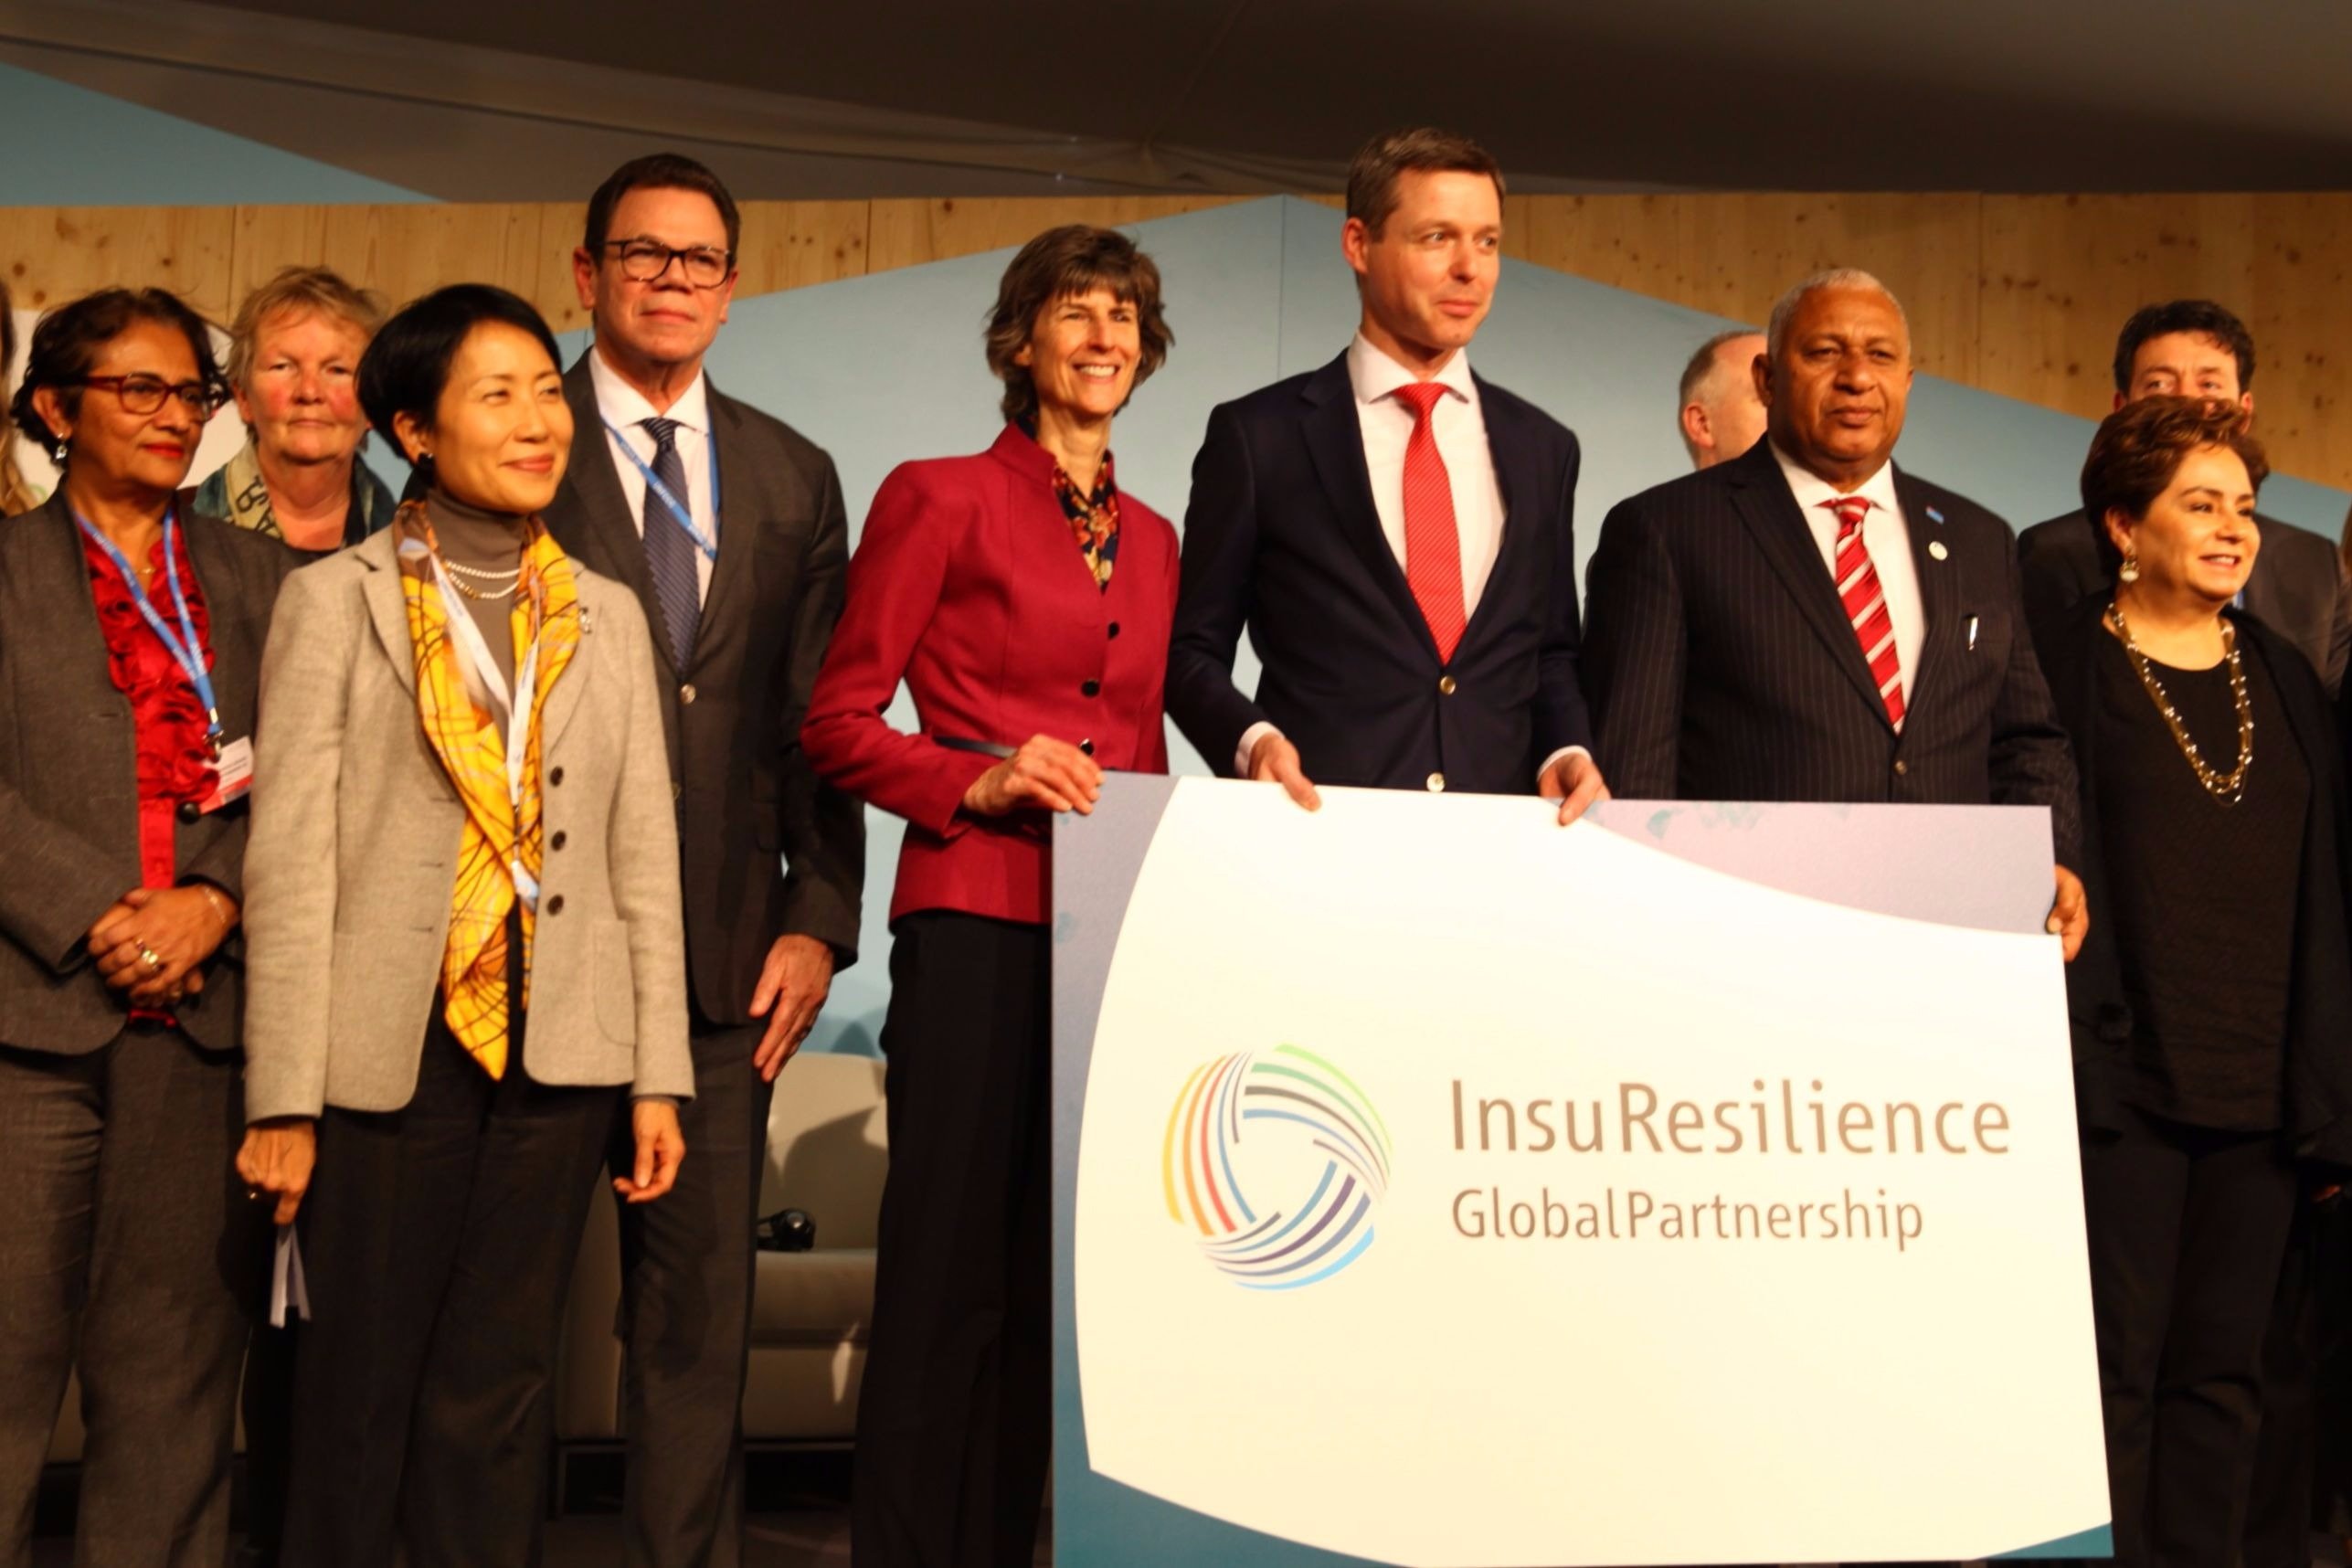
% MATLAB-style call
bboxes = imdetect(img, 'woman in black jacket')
[2033,394,2352,1568]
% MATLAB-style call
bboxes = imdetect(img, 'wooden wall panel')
[1506,194,1982,381]
[229,202,563,324]
[866,196,1239,273]
[733,200,873,297]
[6,193,2351,488]
[0,206,235,318]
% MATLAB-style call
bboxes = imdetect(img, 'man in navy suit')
[1166,127,1606,819]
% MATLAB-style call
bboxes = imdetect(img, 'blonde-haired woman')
[193,265,393,554]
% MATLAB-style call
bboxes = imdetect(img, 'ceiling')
[5,0,2350,197]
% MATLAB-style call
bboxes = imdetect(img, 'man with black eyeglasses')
[545,152,864,1568]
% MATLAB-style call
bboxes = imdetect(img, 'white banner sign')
[1059,779,2108,1566]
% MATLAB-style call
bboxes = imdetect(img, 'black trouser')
[2243,1190,2326,1568]
[280,1000,620,1568]
[2081,1104,2298,1568]
[609,1016,772,1568]
[0,1026,267,1568]
[853,913,1051,1568]
[239,1315,300,1567]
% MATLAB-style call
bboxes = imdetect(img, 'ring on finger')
[137,943,164,972]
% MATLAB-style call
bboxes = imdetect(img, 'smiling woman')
[235,283,694,1568]
[2029,394,2352,1568]
[0,287,296,1568]
[800,224,1180,1568]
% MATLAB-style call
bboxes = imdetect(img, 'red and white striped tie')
[1823,496,1905,729]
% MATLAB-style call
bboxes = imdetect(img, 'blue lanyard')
[602,418,720,563]
[75,506,224,757]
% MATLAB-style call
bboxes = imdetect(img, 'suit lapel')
[178,518,259,732]
[543,584,594,753]
[1725,444,1890,723]
[1463,376,1534,643]
[33,496,118,705]
[360,546,418,694]
[693,387,758,674]
[559,357,678,681]
[1300,353,1436,659]
[1892,467,1955,717]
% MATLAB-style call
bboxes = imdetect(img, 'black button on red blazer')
[802,424,1179,927]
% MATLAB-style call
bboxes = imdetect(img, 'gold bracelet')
[194,884,236,935]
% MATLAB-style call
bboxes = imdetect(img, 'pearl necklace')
[439,555,522,601]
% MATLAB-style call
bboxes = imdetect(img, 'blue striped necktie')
[640,416,700,671]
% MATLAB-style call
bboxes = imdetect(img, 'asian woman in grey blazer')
[236,285,694,1568]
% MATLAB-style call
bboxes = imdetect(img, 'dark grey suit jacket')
[1584,439,2082,865]
[0,493,295,1054]
[543,356,864,1027]
[2017,508,2351,696]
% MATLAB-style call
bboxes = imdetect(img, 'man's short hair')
[583,153,741,260]
[2111,299,2256,394]
[1764,268,1909,363]
[1345,128,1506,238]
[1679,328,1761,409]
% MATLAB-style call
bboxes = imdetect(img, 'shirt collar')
[1768,440,1900,521]
[1347,332,1478,410]
[588,344,711,437]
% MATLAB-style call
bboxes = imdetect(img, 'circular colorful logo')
[1161,1044,1393,1290]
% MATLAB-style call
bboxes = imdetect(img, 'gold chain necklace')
[2109,599,2254,806]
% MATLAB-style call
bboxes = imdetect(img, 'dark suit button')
[546,895,565,916]
[1107,621,1121,639]
[176,800,201,824]
[1080,739,1096,757]
[1892,759,1909,777]
[1438,675,1457,696]
[550,767,565,786]
[551,831,567,851]
[1081,680,1101,698]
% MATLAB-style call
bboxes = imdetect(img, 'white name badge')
[200,736,255,814]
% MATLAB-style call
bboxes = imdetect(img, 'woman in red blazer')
[802,226,1177,1568]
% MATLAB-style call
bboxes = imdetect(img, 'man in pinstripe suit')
[1584,269,2089,955]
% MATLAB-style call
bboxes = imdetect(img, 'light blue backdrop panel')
[0,62,422,206]
[540,194,2345,1056]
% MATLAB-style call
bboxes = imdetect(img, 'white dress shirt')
[588,346,718,606]
[1348,332,1508,612]
[1234,334,1584,788]
[1769,441,1924,705]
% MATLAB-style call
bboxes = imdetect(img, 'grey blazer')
[239,525,694,1120]
[0,494,294,1054]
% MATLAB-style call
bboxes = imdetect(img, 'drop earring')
[2119,555,2141,584]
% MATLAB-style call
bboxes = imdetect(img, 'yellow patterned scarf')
[393,500,581,1078]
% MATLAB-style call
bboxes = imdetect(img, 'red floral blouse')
[82,526,217,892]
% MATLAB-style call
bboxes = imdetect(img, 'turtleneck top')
[426,489,530,731]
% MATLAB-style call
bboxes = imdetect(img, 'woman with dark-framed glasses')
[0,287,295,1566]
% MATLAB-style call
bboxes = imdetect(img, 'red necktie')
[1392,382,1467,663]
[1823,496,1905,729]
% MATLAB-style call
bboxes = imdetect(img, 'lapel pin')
[1925,505,1946,525]
[1928,540,1949,562]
